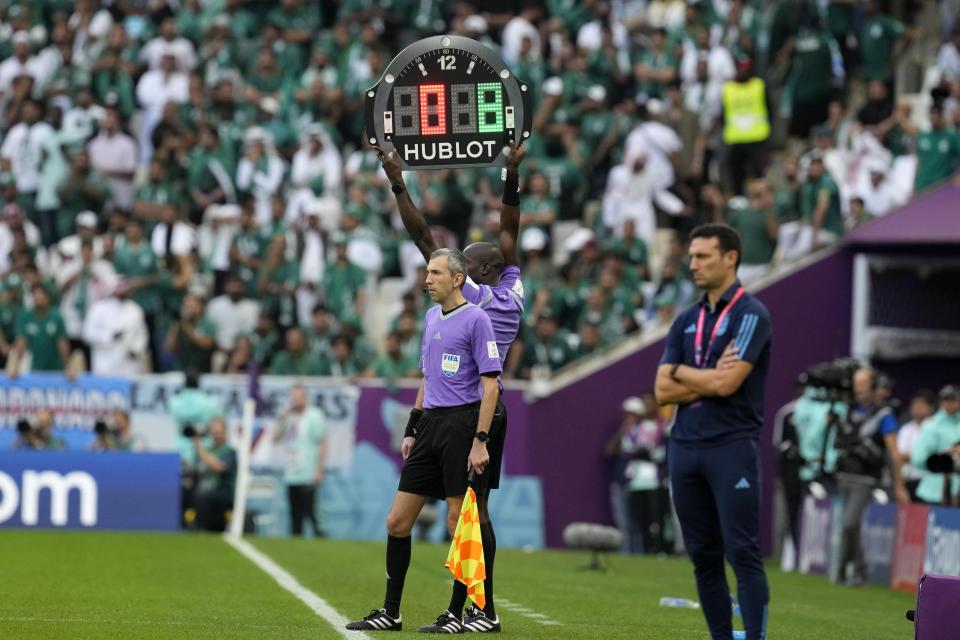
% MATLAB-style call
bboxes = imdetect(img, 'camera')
[182,423,206,438]
[16,419,32,435]
[94,420,111,436]
[799,358,859,394]
[927,442,960,474]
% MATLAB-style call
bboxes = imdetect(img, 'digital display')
[476,82,504,133]
[389,82,504,136]
[365,35,532,170]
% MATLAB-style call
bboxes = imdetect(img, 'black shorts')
[398,398,507,500]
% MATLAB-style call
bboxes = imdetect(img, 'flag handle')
[467,469,476,487]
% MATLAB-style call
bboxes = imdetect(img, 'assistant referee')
[347,248,501,634]
[655,223,772,640]
[376,141,526,633]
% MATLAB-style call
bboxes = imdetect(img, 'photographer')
[171,371,224,463]
[171,371,224,527]
[90,410,146,452]
[274,385,328,537]
[793,385,844,485]
[192,417,237,532]
[911,386,960,506]
[832,367,906,586]
[604,395,668,554]
[13,410,67,450]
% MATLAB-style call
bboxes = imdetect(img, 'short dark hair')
[912,388,937,406]
[689,223,742,268]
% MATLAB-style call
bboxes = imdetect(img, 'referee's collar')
[699,279,744,311]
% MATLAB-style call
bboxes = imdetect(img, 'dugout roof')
[846,183,960,247]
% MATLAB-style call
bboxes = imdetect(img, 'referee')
[347,248,502,634]
[373,142,526,633]
[655,223,772,640]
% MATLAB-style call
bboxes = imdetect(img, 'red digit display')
[419,83,447,136]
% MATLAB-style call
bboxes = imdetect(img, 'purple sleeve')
[462,276,485,305]
[419,316,429,372]
[498,265,520,288]
[471,312,503,375]
[498,265,525,303]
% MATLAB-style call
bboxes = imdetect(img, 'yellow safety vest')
[722,78,771,145]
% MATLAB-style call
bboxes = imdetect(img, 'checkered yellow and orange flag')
[444,485,486,609]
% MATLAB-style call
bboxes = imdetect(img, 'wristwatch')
[391,183,404,195]
[474,431,490,444]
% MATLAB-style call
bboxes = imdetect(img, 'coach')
[347,248,501,634]
[655,223,772,640]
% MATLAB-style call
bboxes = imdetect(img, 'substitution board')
[364,35,533,170]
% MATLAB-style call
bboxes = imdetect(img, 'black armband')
[404,408,424,439]
[502,174,520,206]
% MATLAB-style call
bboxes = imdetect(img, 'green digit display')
[476,82,504,133]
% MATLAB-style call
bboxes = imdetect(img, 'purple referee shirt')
[462,265,525,371]
[420,302,503,409]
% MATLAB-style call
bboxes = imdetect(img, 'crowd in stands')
[1,0,958,383]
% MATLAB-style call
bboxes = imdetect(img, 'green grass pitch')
[0,530,914,639]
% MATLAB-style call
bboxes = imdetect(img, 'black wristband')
[502,174,520,206]
[391,183,404,195]
[404,408,423,439]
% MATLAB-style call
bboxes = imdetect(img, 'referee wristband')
[502,175,520,206]
[404,408,424,439]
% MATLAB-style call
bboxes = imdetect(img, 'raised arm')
[374,144,439,262]
[500,142,526,267]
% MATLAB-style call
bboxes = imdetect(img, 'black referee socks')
[481,522,497,619]
[384,535,411,618]
[448,580,468,617]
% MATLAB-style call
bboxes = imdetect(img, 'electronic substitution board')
[364,35,533,170]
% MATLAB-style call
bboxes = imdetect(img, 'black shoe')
[417,610,464,633]
[346,608,402,631]
[463,605,501,633]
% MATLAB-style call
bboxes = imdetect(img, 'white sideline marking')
[496,597,561,626]
[223,534,372,639]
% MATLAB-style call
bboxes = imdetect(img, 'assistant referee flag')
[445,485,486,609]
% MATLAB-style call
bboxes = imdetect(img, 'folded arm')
[672,360,753,398]
[654,364,700,406]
